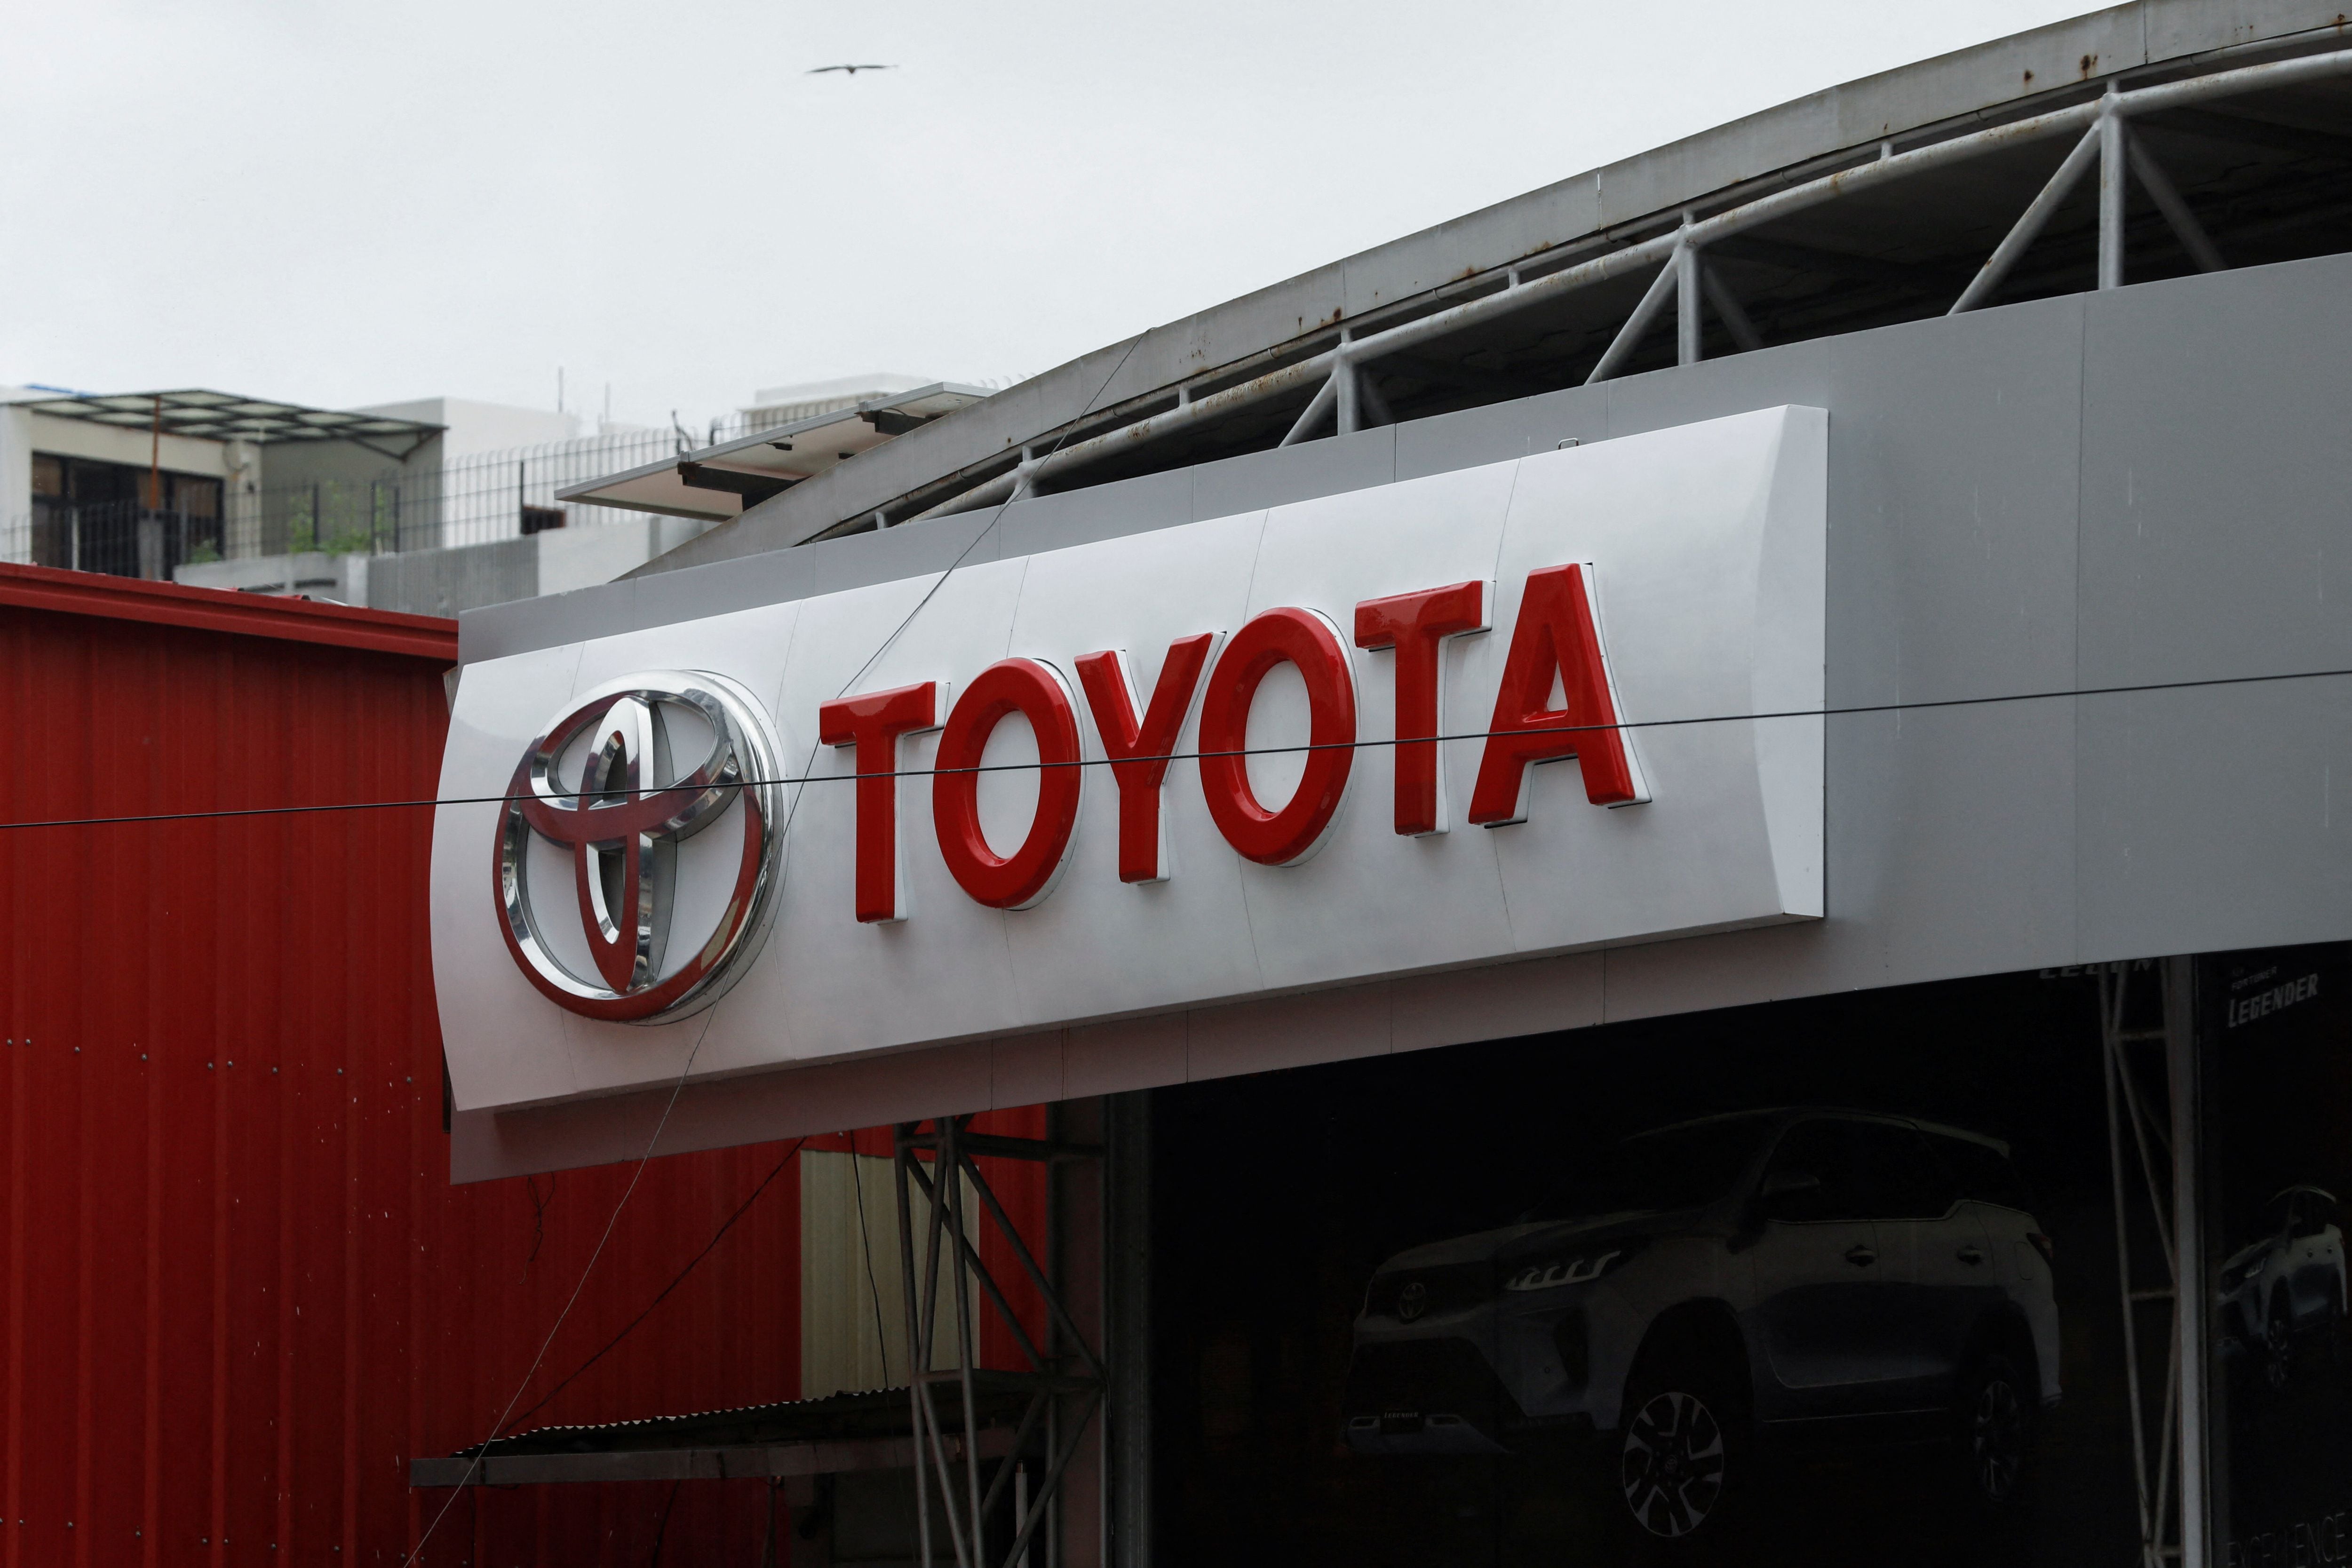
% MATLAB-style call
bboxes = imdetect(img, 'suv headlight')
[1503,1242,1641,1293]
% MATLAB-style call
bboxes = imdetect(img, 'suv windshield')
[1530,1119,1772,1221]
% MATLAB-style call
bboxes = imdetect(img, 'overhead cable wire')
[14,661,2352,834]
[847,1137,895,1387]
[502,1135,811,1433]
[402,328,1150,1562]
[405,1006,720,1563]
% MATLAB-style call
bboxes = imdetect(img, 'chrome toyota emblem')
[1396,1281,1429,1323]
[496,671,784,1021]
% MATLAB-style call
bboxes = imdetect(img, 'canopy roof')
[12,388,443,457]
[558,382,991,522]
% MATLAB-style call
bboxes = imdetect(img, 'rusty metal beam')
[410,1427,1014,1488]
[907,41,2352,523]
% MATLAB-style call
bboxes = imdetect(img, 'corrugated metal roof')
[456,1375,1039,1458]
[0,560,458,661]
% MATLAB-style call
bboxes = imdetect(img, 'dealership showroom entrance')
[1145,950,2352,1567]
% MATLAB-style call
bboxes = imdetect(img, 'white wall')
[798,1150,974,1399]
[356,397,579,457]
[16,411,231,477]
[0,401,31,563]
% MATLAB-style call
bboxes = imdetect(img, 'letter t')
[1353,581,1487,835]
[818,682,944,923]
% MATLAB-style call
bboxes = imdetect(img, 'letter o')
[932,659,1084,909]
[1197,607,1357,866]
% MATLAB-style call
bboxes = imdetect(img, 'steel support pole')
[1585,251,1683,384]
[1675,231,1701,366]
[2126,127,2225,272]
[1950,121,2104,314]
[1104,1094,1151,1568]
[2100,91,2128,291]
[1335,334,1359,435]
[895,1134,938,1568]
[945,1122,986,1551]
[2166,955,2208,1568]
[1276,374,1339,448]
[918,1154,975,1568]
[2103,974,2156,1548]
[1017,1466,1031,1568]
[1700,263,1764,353]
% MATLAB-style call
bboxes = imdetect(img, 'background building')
[0,376,989,619]
[0,388,444,582]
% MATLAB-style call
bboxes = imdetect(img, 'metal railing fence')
[890,35,2352,528]
[1,414,809,581]
[3,500,226,580]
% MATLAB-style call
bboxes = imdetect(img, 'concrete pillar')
[0,404,32,565]
[223,439,262,559]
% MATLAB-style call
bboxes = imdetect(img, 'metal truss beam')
[2135,105,2352,163]
[2099,957,2206,1568]
[913,40,2352,524]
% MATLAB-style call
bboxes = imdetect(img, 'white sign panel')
[433,406,1827,1112]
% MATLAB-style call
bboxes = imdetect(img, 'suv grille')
[1343,1338,1515,1431]
[1364,1262,1492,1320]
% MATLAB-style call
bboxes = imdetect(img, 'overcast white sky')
[0,0,2098,429]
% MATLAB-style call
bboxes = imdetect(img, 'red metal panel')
[0,563,458,664]
[0,583,1054,1566]
[971,1107,1052,1371]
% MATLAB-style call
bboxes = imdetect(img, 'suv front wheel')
[1619,1355,1749,1549]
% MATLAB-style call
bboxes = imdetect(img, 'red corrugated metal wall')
[0,575,1051,1567]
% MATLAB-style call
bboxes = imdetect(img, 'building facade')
[428,5,2352,1565]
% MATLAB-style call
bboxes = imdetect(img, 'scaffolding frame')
[894,1116,1106,1568]
[2100,956,2206,1568]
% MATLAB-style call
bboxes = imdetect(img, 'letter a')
[1466,564,1647,826]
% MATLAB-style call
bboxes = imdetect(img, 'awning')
[408,1375,1056,1487]
[10,389,443,461]
[555,382,991,524]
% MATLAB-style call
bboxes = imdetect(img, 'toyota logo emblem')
[1396,1281,1429,1323]
[496,671,785,1021]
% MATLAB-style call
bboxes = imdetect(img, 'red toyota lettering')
[1353,581,1487,836]
[818,681,943,923]
[1197,608,1357,866]
[933,659,1085,909]
[1073,634,1216,883]
[1467,564,1646,825]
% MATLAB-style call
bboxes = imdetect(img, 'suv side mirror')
[1759,1170,1822,1216]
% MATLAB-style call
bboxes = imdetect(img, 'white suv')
[1343,1109,2062,1544]
[2217,1185,2347,1387]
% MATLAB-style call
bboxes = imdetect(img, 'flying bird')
[807,64,894,76]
